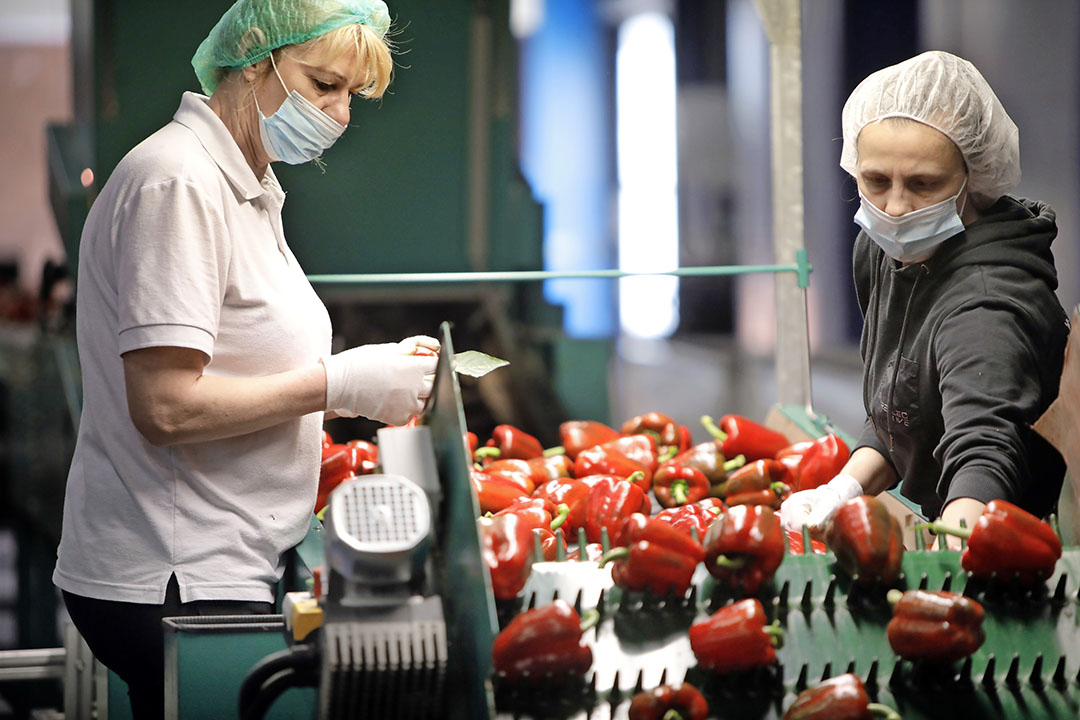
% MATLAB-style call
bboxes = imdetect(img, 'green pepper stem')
[474,446,501,461]
[640,428,663,444]
[579,608,601,633]
[867,703,901,720]
[662,711,685,720]
[770,481,788,496]
[624,470,645,486]
[915,520,972,540]
[723,454,746,471]
[714,554,749,569]
[764,620,785,650]
[886,589,904,607]
[701,415,728,441]
[671,480,689,505]
[542,445,566,457]
[657,446,679,464]
[597,546,629,568]
[550,503,570,531]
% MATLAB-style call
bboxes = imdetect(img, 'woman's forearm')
[840,446,899,495]
[123,346,327,446]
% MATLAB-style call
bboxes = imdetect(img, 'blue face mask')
[854,179,968,264]
[255,56,346,165]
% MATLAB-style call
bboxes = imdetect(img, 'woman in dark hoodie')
[781,51,1068,546]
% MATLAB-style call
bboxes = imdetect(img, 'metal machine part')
[376,425,442,522]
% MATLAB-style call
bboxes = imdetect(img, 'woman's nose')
[324,97,350,127]
[882,188,914,217]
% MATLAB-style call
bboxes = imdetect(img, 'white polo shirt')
[54,92,332,604]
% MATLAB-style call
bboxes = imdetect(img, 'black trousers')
[62,574,273,720]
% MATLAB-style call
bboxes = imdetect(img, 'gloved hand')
[779,473,864,535]
[321,338,439,426]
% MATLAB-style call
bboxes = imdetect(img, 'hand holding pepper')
[491,599,597,684]
[599,513,705,596]
[782,673,899,720]
[689,598,783,674]
[886,589,985,664]
[628,683,709,720]
[922,499,1062,584]
[825,496,904,586]
[702,505,785,595]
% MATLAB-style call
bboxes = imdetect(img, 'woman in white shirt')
[52,1,430,717]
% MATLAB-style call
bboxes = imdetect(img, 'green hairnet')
[192,0,390,95]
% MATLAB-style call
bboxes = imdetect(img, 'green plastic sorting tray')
[495,544,1080,720]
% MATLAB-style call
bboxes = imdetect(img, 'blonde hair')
[286,22,393,99]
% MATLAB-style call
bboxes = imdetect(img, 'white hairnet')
[840,50,1020,205]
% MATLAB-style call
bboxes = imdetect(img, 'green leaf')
[453,350,509,378]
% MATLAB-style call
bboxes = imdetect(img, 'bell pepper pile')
[922,499,1062,584]
[628,683,709,720]
[663,440,745,498]
[716,458,791,509]
[491,599,597,684]
[702,504,786,595]
[886,589,985,664]
[316,432,379,513]
[825,495,904,586]
[655,498,726,540]
[620,411,692,461]
[600,513,705,596]
[689,598,783,674]
[782,673,899,720]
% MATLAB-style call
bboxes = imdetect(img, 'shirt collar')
[172,91,271,202]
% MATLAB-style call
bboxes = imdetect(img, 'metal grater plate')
[336,478,430,550]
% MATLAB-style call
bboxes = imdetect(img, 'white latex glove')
[779,473,864,535]
[321,342,438,426]
[396,335,441,355]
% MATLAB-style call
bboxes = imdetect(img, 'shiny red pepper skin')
[573,435,657,492]
[717,415,790,461]
[725,488,783,510]
[526,454,574,483]
[665,440,733,492]
[491,600,592,683]
[484,459,539,494]
[534,475,608,536]
[689,598,780,673]
[559,420,622,460]
[466,431,479,456]
[656,498,726,540]
[486,424,545,460]
[605,513,705,595]
[575,476,651,544]
[887,590,985,664]
[628,683,709,720]
[702,505,785,594]
[782,673,894,720]
[653,463,711,508]
[719,459,789,497]
[471,469,530,515]
[791,433,850,491]
[825,496,904,586]
[785,529,828,555]
[620,412,692,457]
[478,513,535,599]
[494,497,558,528]
[959,500,1062,583]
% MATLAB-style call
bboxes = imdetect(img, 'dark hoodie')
[854,196,1068,520]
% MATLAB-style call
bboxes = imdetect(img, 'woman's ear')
[241,58,268,85]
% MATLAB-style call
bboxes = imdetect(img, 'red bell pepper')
[558,420,622,460]
[782,673,900,720]
[886,589,985,664]
[317,442,368,512]
[471,469,530,515]
[923,499,1062,584]
[478,512,536,599]
[533,475,608,537]
[663,441,745,496]
[689,598,783,674]
[483,459,539,495]
[573,474,652,544]
[573,434,657,493]
[785,529,828,555]
[825,496,904,586]
[789,433,850,492]
[653,464,711,508]
[620,411,692,460]
[628,683,709,720]
[717,459,790,498]
[491,599,596,684]
[345,439,380,473]
[466,431,479,456]
[321,429,333,447]
[493,498,570,559]
[702,414,790,462]
[486,424,544,460]
[702,504,785,594]
[566,542,605,562]
[599,513,705,596]
[725,488,786,510]
[656,498,726,541]
[525,454,574,483]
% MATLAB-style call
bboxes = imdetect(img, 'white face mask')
[854,179,968,263]
[254,55,346,165]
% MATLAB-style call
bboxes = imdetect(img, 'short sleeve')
[115,178,231,361]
